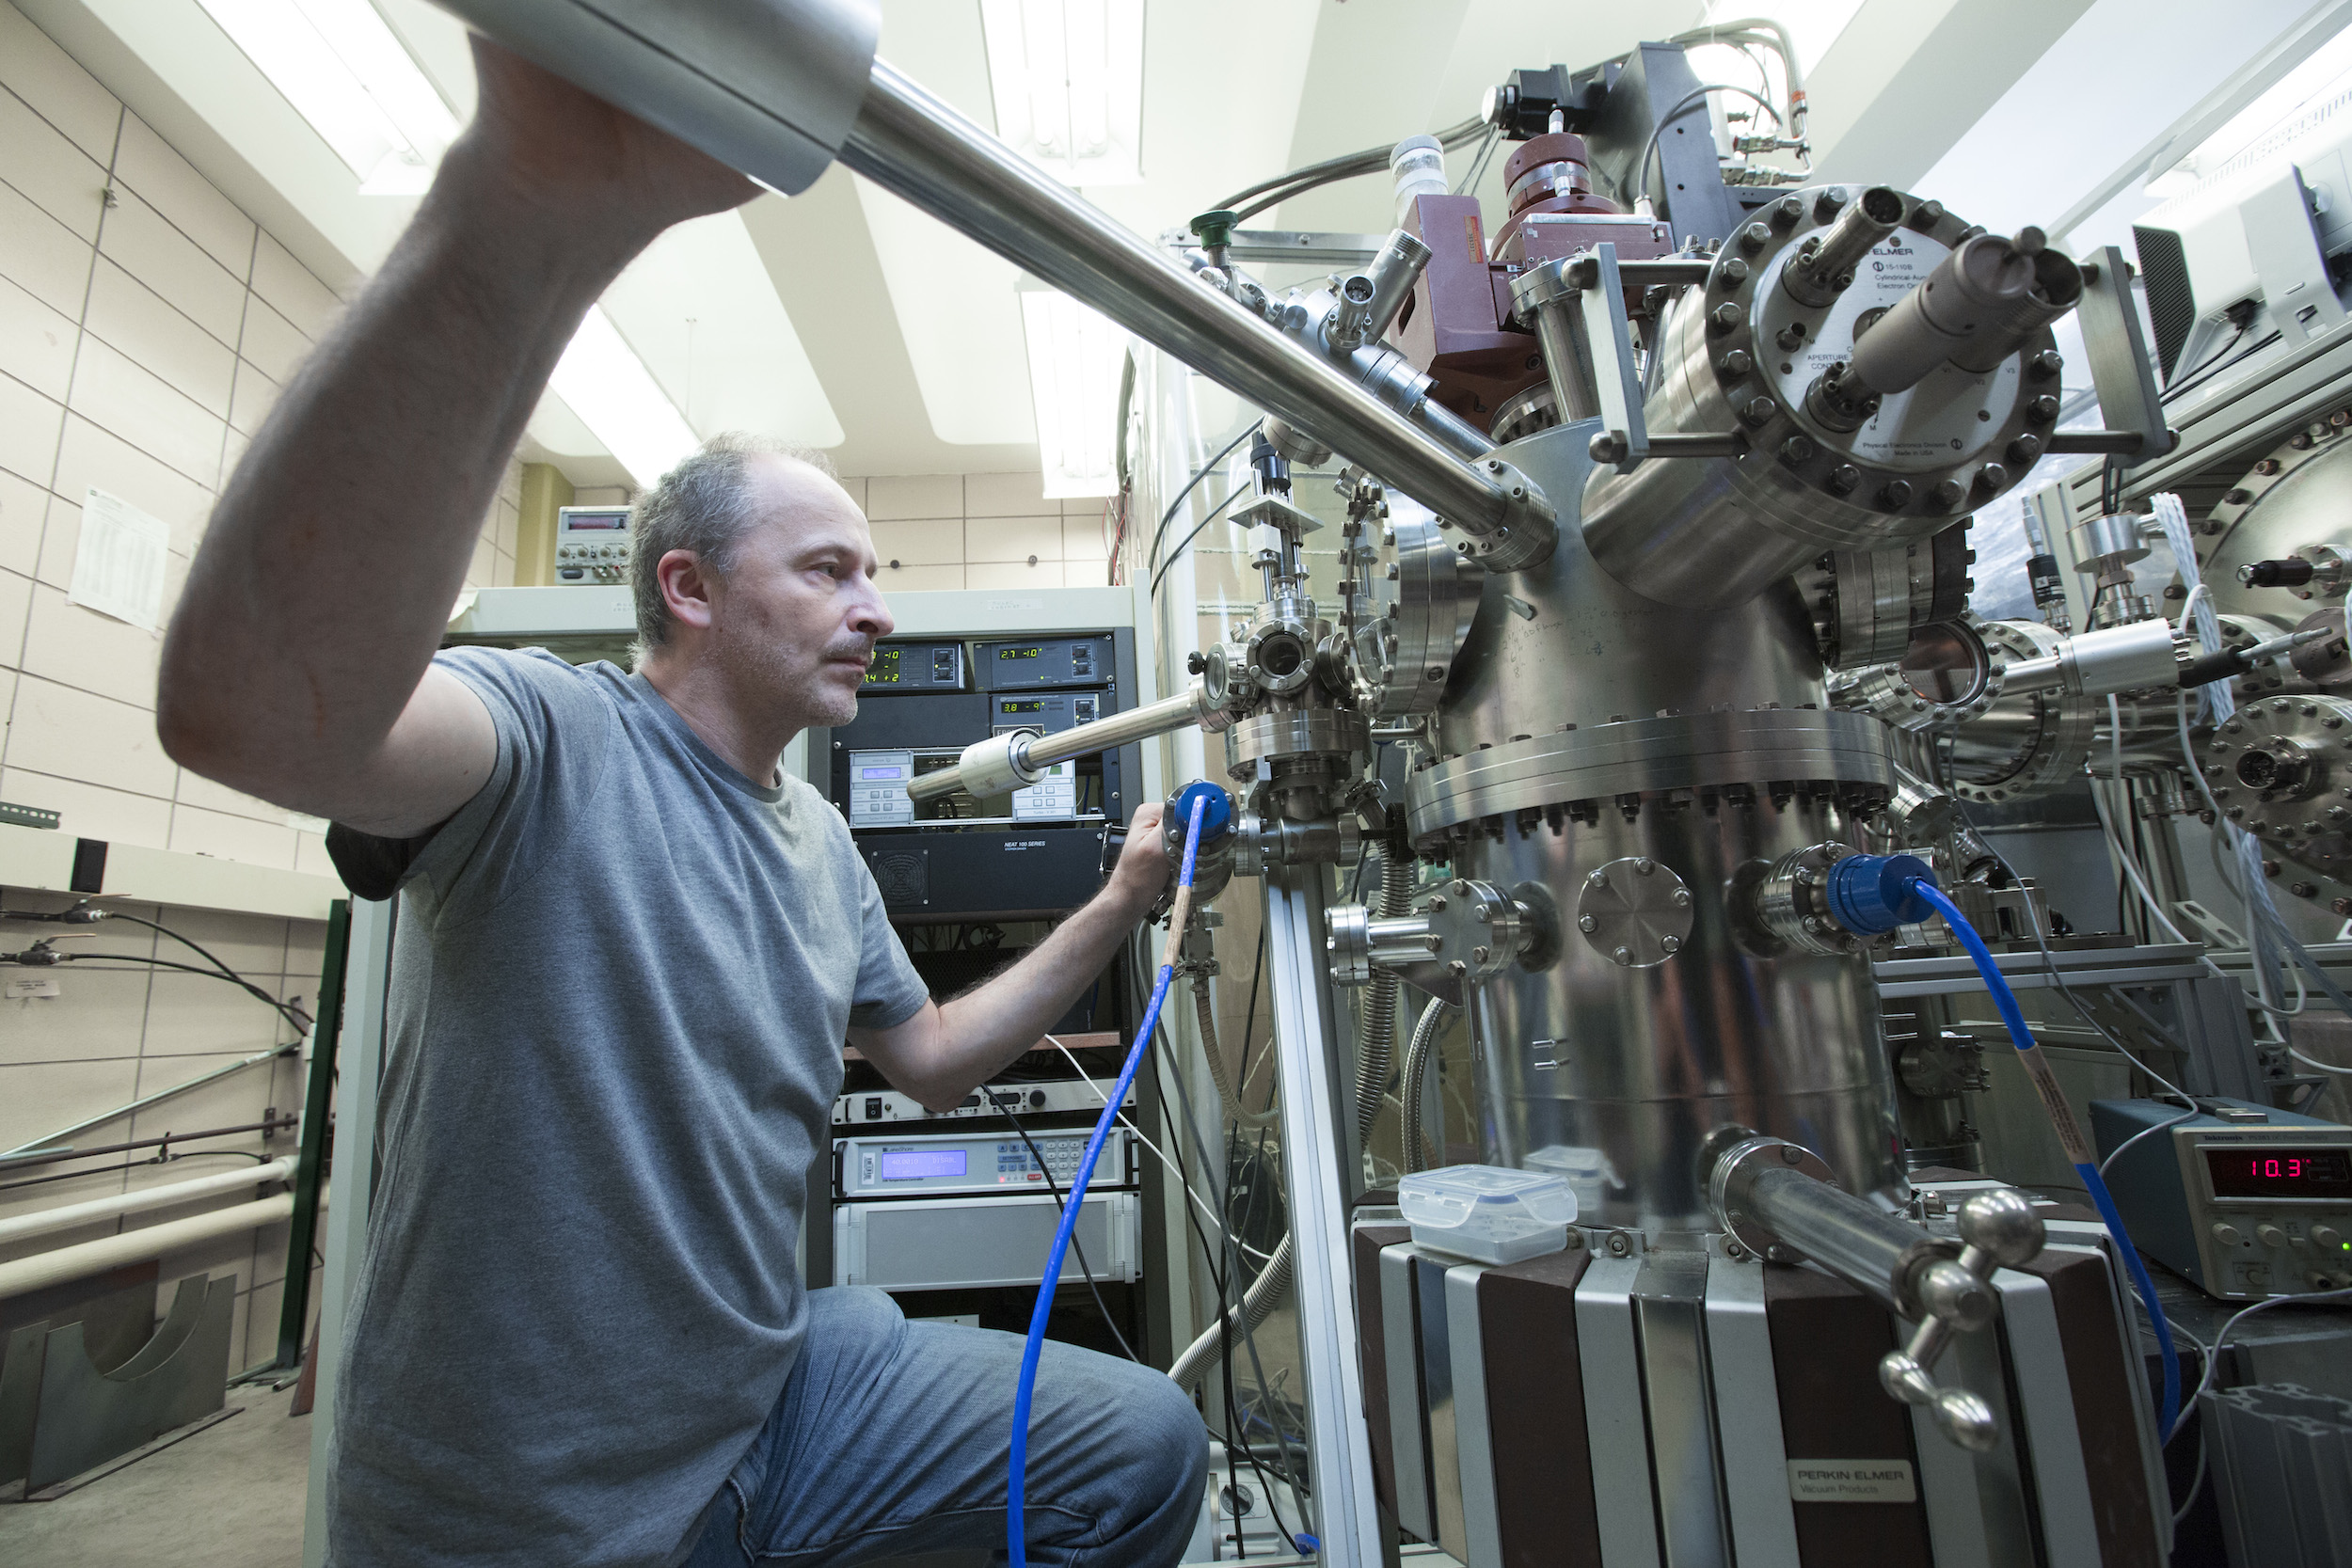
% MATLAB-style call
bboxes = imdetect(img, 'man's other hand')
[455,36,757,245]
[1108,801,1171,913]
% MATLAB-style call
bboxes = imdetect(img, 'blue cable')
[1906,877,2184,1440]
[1008,793,1210,1568]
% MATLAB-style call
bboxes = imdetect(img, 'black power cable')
[1147,420,1263,576]
[994,1098,1140,1364]
[1214,116,1487,226]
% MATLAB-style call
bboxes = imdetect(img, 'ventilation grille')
[2134,224,2195,382]
[869,849,928,907]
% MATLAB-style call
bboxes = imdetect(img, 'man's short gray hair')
[629,433,839,657]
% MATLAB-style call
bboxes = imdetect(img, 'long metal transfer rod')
[909,684,1214,805]
[840,62,1553,567]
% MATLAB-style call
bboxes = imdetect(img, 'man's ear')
[659,549,716,633]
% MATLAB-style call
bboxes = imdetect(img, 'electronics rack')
[816,628,1144,925]
[804,614,1169,1363]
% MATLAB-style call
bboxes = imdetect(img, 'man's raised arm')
[157,40,755,838]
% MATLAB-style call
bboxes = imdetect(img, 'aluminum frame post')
[1263,868,1381,1567]
[302,895,397,1568]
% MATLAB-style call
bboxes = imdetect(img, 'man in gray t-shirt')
[159,39,1205,1568]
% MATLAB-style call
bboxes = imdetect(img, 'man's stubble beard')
[715,617,863,730]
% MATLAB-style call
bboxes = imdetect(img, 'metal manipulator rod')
[434,0,1557,573]
[906,683,1222,807]
[1705,1132,2045,1450]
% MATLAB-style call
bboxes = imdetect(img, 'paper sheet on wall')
[70,487,169,632]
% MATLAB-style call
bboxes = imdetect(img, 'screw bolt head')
[1881,480,1915,509]
[1814,186,1848,220]
[1660,935,1681,955]
[1578,913,1598,932]
[1826,463,1862,496]
[1742,397,1780,427]
[2028,350,2063,381]
[1718,348,1754,378]
[2007,435,2044,466]
[1931,478,1966,508]
[1709,301,1743,332]
[1779,435,1817,466]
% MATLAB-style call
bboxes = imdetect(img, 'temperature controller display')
[1000,646,1041,660]
[2205,1148,2352,1198]
[863,647,902,685]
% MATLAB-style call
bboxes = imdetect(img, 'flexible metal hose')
[1169,870,1419,1392]
[1402,995,1459,1175]
[1354,854,1411,1137]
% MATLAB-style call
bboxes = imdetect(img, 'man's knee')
[1109,1364,1209,1509]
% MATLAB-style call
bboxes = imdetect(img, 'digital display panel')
[999,700,1045,714]
[564,515,628,531]
[1000,646,1041,660]
[864,647,902,686]
[2205,1147,2352,1199]
[858,766,905,781]
[879,1148,968,1181]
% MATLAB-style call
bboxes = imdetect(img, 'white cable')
[2172,1285,2352,1445]
[2290,1047,2352,1074]
[2096,1099,2201,1179]
[2094,704,2196,947]
[1044,1033,1274,1261]
[2175,581,2209,633]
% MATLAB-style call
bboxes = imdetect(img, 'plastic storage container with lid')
[1396,1164,1579,1264]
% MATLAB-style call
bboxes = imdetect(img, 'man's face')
[702,454,893,730]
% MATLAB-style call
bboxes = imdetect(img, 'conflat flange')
[1576,856,1694,968]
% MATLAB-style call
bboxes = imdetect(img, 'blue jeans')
[684,1288,1208,1568]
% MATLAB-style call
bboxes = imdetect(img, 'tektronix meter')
[2092,1097,2352,1299]
[554,505,632,582]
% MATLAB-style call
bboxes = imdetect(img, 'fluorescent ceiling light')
[548,307,701,488]
[1018,285,1125,499]
[195,0,457,195]
[980,0,1145,186]
[2145,24,2352,201]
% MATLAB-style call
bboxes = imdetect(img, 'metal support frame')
[1263,868,1380,1567]
[302,895,395,1568]
[266,897,348,1374]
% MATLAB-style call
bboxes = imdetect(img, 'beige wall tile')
[0,269,74,401]
[468,529,496,589]
[0,176,92,317]
[877,563,963,594]
[131,976,290,1056]
[0,1056,139,1156]
[68,334,228,485]
[83,257,235,417]
[496,497,519,557]
[1063,557,1112,588]
[965,513,1063,563]
[19,585,163,709]
[167,801,298,869]
[0,7,119,164]
[869,517,962,567]
[0,85,106,241]
[226,357,277,437]
[236,296,310,385]
[7,668,172,790]
[248,232,339,339]
[0,468,42,578]
[0,764,172,845]
[965,560,1065,590]
[52,418,216,553]
[866,473,962,520]
[113,115,253,281]
[1061,493,1110,516]
[834,475,866,513]
[151,906,292,978]
[0,369,62,486]
[293,829,335,880]
[97,185,244,344]
[172,766,292,829]
[1062,513,1114,567]
[0,562,27,662]
[963,470,1050,517]
[2,965,149,1063]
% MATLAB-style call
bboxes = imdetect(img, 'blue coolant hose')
[1008,793,1210,1568]
[1906,878,2184,1440]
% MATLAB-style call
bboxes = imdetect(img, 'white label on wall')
[1787,1459,1916,1503]
[72,487,169,632]
[6,976,61,999]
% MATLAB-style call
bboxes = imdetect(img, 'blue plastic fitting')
[1169,780,1234,845]
[1823,852,1938,935]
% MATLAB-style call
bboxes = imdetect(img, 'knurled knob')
[2256,1221,2290,1249]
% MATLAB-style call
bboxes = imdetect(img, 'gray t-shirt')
[327,647,929,1567]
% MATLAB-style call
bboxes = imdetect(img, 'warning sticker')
[1787,1459,1917,1504]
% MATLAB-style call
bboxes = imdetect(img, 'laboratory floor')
[0,1379,312,1568]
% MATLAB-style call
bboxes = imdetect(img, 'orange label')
[1465,214,1485,262]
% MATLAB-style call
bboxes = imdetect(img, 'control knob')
[2256,1221,2290,1249]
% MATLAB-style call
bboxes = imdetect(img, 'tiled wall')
[0,0,516,876]
[0,883,328,1374]
[849,471,1120,594]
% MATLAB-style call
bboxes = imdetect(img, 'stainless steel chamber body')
[1410,422,1906,1230]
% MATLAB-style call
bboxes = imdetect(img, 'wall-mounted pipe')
[0,1157,295,1248]
[0,1187,323,1300]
